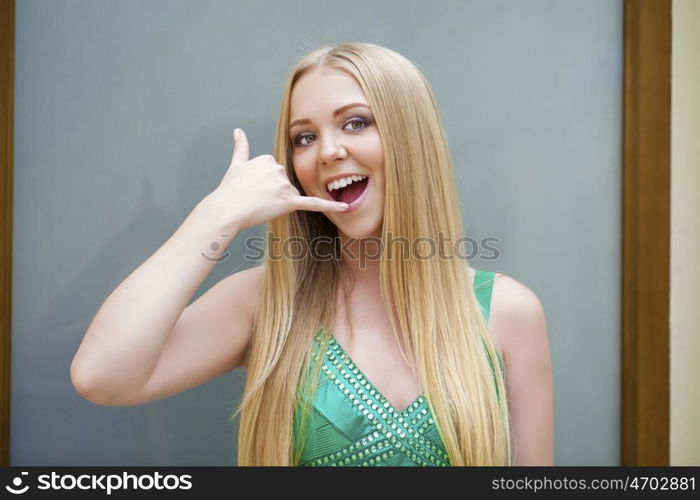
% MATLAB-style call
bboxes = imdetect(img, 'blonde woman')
[71,42,553,466]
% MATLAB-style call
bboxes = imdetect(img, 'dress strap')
[473,269,505,409]
[473,269,496,325]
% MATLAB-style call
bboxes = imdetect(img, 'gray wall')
[12,0,621,465]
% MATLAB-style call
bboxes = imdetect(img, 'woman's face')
[289,67,385,240]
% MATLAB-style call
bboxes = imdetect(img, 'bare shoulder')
[225,264,265,312]
[203,264,266,323]
[489,272,553,464]
[489,273,549,364]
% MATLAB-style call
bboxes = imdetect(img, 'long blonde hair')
[232,42,511,465]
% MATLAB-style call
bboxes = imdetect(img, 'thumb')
[230,128,250,167]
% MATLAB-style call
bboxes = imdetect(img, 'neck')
[337,229,382,286]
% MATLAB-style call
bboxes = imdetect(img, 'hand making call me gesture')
[70,128,347,407]
[205,128,349,235]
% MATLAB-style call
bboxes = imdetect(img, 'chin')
[340,228,380,240]
[335,219,383,240]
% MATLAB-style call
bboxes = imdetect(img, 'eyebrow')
[289,103,370,130]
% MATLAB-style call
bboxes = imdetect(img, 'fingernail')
[339,203,349,210]
[234,129,240,140]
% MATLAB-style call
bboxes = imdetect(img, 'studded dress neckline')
[292,268,501,466]
[323,328,423,415]
[294,329,450,466]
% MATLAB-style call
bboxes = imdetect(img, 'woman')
[71,42,553,466]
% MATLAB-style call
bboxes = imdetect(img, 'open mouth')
[328,177,369,204]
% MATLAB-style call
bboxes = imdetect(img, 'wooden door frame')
[0,0,671,466]
[621,0,671,465]
[1,0,15,468]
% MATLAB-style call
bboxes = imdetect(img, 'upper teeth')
[327,175,367,192]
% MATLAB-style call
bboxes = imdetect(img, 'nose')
[318,131,348,165]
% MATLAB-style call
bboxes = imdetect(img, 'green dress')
[292,269,503,466]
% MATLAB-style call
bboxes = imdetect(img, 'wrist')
[194,192,242,236]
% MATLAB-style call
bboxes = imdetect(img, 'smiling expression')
[289,67,385,239]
